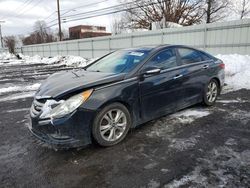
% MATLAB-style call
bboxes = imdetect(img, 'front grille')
[30,99,45,118]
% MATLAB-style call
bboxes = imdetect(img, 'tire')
[92,103,131,146]
[203,79,219,106]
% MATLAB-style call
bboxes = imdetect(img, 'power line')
[0,0,33,20]
[45,0,160,29]
[45,0,110,26]
[60,0,108,12]
[46,0,137,26]
[61,1,160,24]
[21,0,160,35]
[43,11,57,21]
[12,0,33,13]
[14,0,36,16]
[15,0,43,17]
[61,0,140,19]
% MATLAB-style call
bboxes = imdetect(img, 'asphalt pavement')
[0,62,249,188]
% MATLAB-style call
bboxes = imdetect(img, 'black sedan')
[29,45,225,148]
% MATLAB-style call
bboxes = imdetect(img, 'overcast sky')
[0,0,119,37]
[0,0,248,37]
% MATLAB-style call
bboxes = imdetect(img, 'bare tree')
[4,36,16,54]
[204,0,230,23]
[111,18,122,35]
[232,0,250,19]
[121,0,204,30]
[22,21,57,45]
[111,16,129,34]
[33,20,56,43]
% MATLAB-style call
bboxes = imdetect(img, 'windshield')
[86,50,150,73]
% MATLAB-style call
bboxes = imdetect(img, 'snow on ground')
[0,83,40,95]
[216,54,250,92]
[146,108,211,139]
[0,53,90,67]
[0,52,16,60]
[0,92,35,102]
[171,109,210,124]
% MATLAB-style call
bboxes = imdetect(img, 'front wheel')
[203,79,219,106]
[92,103,131,146]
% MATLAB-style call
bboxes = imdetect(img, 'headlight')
[40,89,93,119]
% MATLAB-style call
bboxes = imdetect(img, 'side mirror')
[143,66,161,75]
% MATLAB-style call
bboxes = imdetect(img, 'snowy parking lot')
[0,53,250,187]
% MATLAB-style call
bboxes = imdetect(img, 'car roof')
[121,46,158,52]
[121,44,198,52]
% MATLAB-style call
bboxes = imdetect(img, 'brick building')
[69,25,111,39]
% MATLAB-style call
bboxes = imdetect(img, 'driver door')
[139,48,185,122]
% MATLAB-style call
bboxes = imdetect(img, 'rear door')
[176,47,213,105]
[139,48,185,121]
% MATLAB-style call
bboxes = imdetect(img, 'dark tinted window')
[200,52,213,61]
[147,49,177,69]
[178,48,203,64]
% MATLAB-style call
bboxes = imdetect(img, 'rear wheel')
[203,79,219,106]
[92,103,131,146]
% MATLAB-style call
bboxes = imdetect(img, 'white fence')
[18,19,250,58]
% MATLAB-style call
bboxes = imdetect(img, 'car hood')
[36,69,126,98]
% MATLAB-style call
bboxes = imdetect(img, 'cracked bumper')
[29,109,96,149]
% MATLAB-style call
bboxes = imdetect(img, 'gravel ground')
[0,63,249,188]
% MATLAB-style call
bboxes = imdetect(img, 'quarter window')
[200,52,213,61]
[147,49,177,70]
[178,48,203,64]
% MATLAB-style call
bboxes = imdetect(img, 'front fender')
[80,79,141,127]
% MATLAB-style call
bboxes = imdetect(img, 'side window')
[200,52,213,61]
[147,49,177,70]
[178,48,203,64]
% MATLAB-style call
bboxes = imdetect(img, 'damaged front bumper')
[29,109,95,149]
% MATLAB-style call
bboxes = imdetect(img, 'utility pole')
[57,0,62,41]
[0,21,5,49]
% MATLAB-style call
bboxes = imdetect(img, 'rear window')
[199,52,213,61]
[178,48,203,64]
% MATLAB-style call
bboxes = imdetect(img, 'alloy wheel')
[207,81,218,103]
[99,109,127,142]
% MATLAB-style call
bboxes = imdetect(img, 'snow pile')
[63,55,88,67]
[216,54,250,92]
[0,52,90,67]
[22,55,63,65]
[0,52,16,60]
[22,55,89,67]
[166,21,183,28]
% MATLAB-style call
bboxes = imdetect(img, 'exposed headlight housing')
[40,89,93,119]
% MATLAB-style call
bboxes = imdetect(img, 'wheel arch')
[97,99,137,127]
[98,99,132,113]
[211,77,221,94]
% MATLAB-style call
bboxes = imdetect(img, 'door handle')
[173,74,183,79]
[203,65,209,69]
